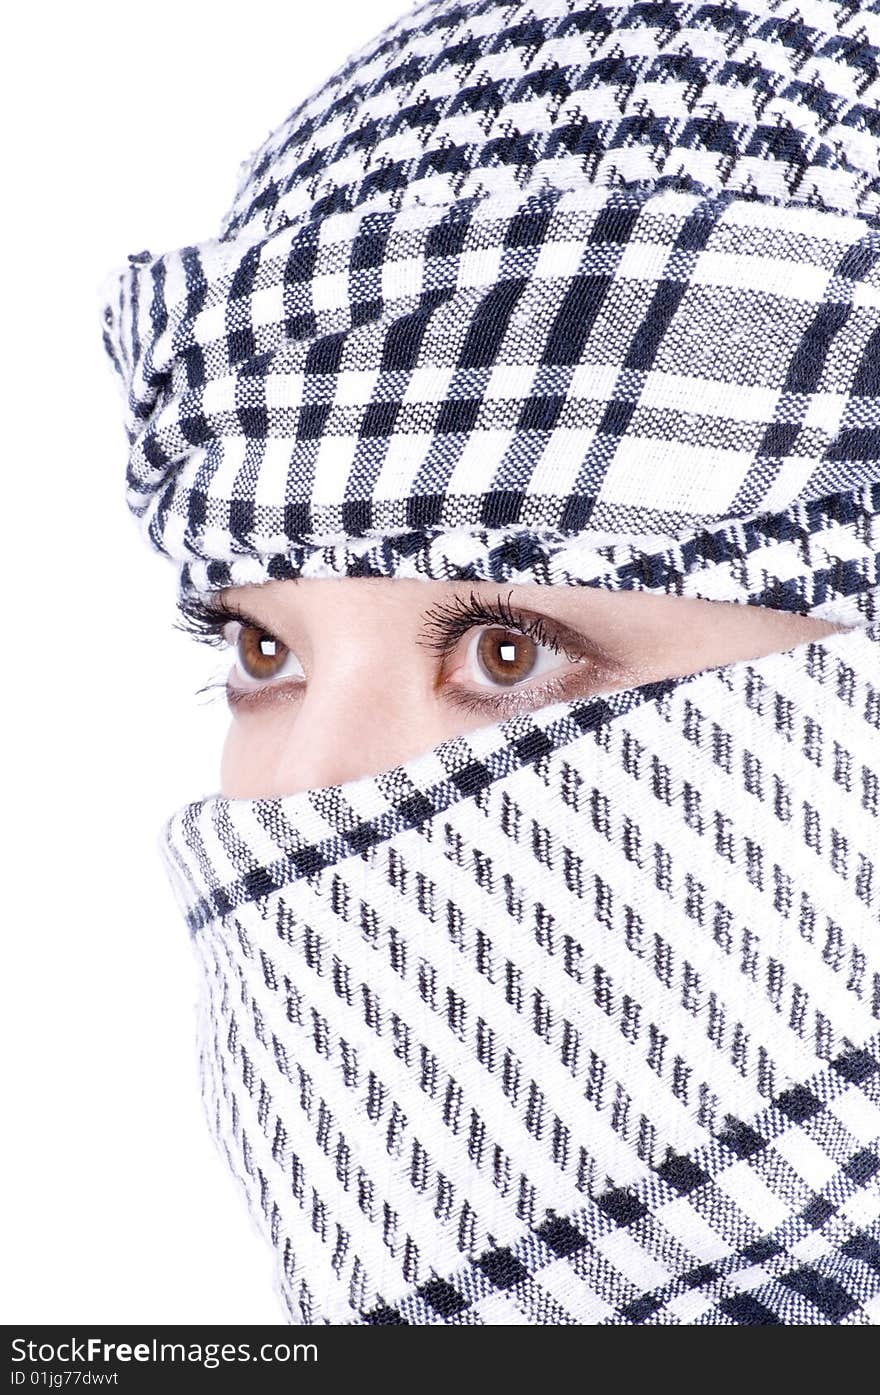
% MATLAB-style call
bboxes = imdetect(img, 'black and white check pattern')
[353,1029,880,1325]
[164,483,879,935]
[100,0,880,1324]
[100,0,880,600]
[162,603,880,1324]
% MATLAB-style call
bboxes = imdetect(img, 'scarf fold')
[99,0,880,601]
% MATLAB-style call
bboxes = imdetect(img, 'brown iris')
[475,627,538,686]
[236,625,290,681]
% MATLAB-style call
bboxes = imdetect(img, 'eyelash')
[173,588,601,714]
[416,589,584,664]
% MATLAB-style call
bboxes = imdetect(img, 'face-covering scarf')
[99,0,880,1323]
[159,509,880,1326]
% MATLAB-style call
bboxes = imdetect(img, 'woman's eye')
[452,624,580,700]
[223,620,305,695]
[414,592,613,716]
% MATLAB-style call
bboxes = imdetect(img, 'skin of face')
[214,577,851,798]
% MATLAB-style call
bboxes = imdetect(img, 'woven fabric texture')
[100,0,880,1324]
[160,490,880,1324]
[100,0,880,600]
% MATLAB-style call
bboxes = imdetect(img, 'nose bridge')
[275,618,427,792]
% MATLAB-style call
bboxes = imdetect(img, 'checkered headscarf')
[101,0,880,601]
[102,0,880,1325]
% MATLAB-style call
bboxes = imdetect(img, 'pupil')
[238,625,288,680]
[477,627,536,686]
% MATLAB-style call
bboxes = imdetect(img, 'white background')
[3,0,408,1323]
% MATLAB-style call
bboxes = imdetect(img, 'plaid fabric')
[159,490,880,1325]
[168,484,879,934]
[354,1029,880,1325]
[99,0,880,600]
[162,617,880,1325]
[101,0,880,1324]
